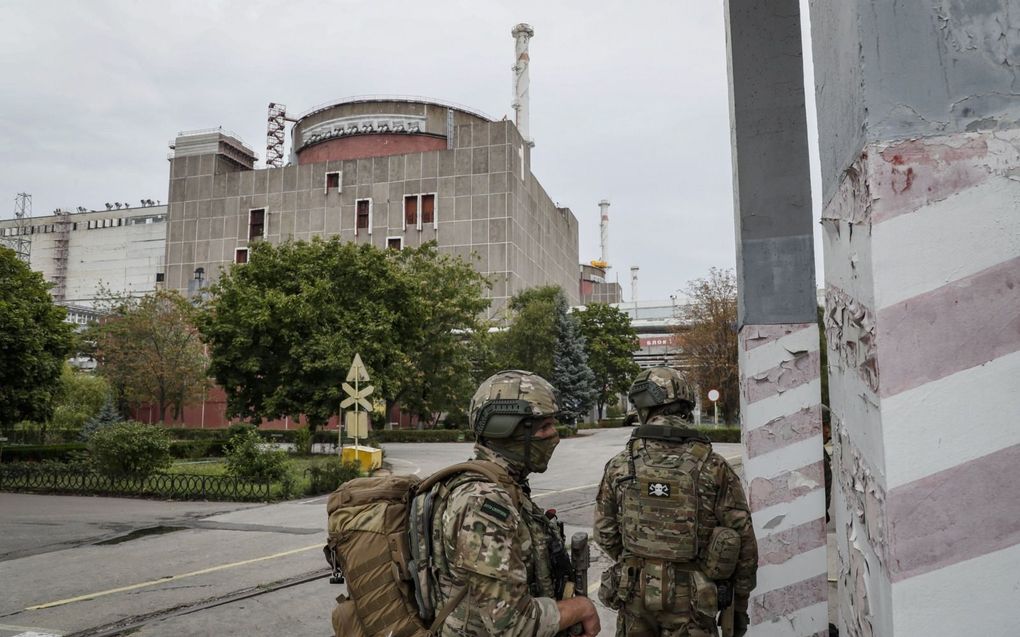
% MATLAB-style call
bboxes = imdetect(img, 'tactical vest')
[617,423,713,563]
[425,470,565,615]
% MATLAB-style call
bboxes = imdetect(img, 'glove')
[734,611,749,637]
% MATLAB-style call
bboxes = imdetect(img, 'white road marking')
[25,544,322,611]
[0,625,62,637]
[531,483,599,499]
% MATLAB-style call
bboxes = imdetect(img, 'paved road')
[0,428,742,637]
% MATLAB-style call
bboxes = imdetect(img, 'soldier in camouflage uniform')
[594,368,757,637]
[432,370,602,637]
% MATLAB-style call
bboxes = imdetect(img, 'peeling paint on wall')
[832,415,888,637]
[833,418,888,559]
[821,153,874,226]
[824,286,879,393]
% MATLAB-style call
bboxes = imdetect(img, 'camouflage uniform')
[432,444,564,637]
[594,414,757,637]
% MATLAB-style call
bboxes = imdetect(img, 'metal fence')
[0,466,271,502]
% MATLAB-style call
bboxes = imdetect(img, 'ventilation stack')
[511,23,535,147]
[630,266,639,303]
[599,199,610,268]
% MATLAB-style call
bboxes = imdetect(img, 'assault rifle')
[567,532,589,636]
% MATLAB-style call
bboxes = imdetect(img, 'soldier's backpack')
[324,460,522,637]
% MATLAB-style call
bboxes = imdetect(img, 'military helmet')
[470,370,560,439]
[628,367,696,412]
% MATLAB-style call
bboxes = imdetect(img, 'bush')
[1,443,88,463]
[170,439,229,459]
[373,429,464,443]
[224,428,289,481]
[88,421,173,478]
[293,427,313,455]
[305,457,362,495]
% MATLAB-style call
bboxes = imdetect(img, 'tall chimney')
[630,266,639,303]
[599,199,610,267]
[511,23,535,147]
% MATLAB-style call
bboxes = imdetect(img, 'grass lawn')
[168,455,355,499]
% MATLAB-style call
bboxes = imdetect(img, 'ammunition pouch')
[702,527,741,580]
[598,563,622,610]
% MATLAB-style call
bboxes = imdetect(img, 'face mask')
[526,433,559,473]
[487,420,560,474]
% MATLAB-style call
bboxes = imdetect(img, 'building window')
[356,199,371,235]
[249,208,265,240]
[403,193,437,230]
[325,171,341,193]
[235,248,249,264]
[421,194,435,225]
[155,272,165,282]
[387,236,403,250]
[404,195,418,228]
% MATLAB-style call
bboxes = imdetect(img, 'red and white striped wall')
[822,126,1020,636]
[738,323,828,637]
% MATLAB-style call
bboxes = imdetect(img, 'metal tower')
[1,193,33,264]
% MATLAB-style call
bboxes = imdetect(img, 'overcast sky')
[0,0,822,302]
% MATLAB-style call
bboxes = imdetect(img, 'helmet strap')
[522,421,533,473]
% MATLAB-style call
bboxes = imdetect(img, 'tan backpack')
[324,460,521,637]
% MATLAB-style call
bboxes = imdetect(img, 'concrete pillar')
[725,1,828,635]
[809,2,1020,635]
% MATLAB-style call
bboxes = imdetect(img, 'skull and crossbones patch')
[647,482,671,497]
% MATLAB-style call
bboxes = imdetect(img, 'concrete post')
[810,2,1020,635]
[724,1,828,634]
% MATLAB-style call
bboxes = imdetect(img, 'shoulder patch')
[479,497,511,522]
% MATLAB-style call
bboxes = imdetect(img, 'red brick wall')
[297,134,447,164]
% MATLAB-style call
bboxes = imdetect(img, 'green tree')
[198,238,491,431]
[51,364,112,431]
[574,303,640,418]
[88,290,207,422]
[0,247,75,428]
[79,396,124,441]
[552,294,597,423]
[673,268,739,423]
[391,245,491,426]
[492,285,561,379]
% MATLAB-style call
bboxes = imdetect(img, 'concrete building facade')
[165,97,580,318]
[579,263,623,304]
[0,205,167,308]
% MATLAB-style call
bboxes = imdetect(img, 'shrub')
[373,429,465,443]
[293,427,313,456]
[227,423,257,439]
[305,457,362,495]
[1,443,88,463]
[224,427,289,481]
[88,421,172,478]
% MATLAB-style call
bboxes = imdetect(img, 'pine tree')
[79,397,124,441]
[552,293,597,425]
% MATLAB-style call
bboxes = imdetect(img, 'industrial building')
[164,97,580,316]
[0,201,167,314]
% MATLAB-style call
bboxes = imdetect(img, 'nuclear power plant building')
[164,97,580,316]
